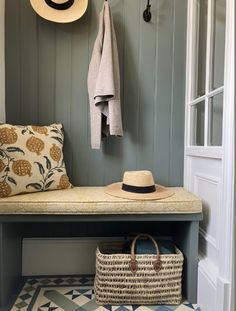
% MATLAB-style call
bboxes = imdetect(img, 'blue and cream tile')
[175,305,196,311]
[112,307,133,311]
[10,276,201,311]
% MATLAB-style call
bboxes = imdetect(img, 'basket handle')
[129,233,162,274]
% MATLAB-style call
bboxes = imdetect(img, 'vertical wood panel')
[5,0,21,123]
[103,0,124,185]
[38,19,56,125]
[55,23,72,175]
[121,0,141,172]
[137,0,158,172]
[87,0,105,186]
[71,11,90,185]
[0,1,5,122]
[169,0,187,185]
[20,1,38,124]
[153,0,174,185]
[5,0,187,187]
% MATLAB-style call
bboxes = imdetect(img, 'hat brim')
[30,0,88,23]
[105,183,174,201]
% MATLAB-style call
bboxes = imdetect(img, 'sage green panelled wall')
[5,0,187,186]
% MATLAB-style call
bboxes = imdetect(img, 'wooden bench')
[0,187,202,308]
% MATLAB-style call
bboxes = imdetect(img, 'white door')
[184,1,234,311]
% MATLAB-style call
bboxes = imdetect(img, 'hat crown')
[123,170,155,187]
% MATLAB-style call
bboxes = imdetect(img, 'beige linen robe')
[87,1,123,149]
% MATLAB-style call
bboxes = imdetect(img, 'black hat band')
[122,183,156,194]
[45,0,74,10]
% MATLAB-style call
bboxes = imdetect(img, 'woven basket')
[94,234,184,305]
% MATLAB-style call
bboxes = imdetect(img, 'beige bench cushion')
[0,187,202,215]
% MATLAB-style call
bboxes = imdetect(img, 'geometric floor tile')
[10,276,201,311]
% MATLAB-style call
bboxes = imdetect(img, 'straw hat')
[30,0,88,23]
[105,171,174,201]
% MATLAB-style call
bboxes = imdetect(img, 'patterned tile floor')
[10,276,201,311]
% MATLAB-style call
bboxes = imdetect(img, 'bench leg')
[175,221,199,304]
[0,223,22,308]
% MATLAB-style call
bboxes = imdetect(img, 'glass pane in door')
[211,0,226,90]
[208,93,223,146]
[192,0,208,99]
[191,101,205,146]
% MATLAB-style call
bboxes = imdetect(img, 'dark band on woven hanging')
[45,0,74,10]
[122,184,156,194]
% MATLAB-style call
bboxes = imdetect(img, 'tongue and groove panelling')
[5,0,187,186]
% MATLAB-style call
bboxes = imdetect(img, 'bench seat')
[0,187,202,215]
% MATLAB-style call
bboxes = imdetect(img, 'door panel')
[184,1,233,310]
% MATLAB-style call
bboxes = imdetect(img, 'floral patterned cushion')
[0,123,72,198]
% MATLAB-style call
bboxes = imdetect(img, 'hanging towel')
[87,1,123,149]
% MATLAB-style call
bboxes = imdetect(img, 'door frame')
[184,0,234,310]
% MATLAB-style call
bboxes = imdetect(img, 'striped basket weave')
[94,234,184,305]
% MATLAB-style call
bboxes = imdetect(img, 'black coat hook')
[143,0,151,22]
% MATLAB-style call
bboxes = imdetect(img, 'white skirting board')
[22,237,124,276]
[197,258,230,311]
